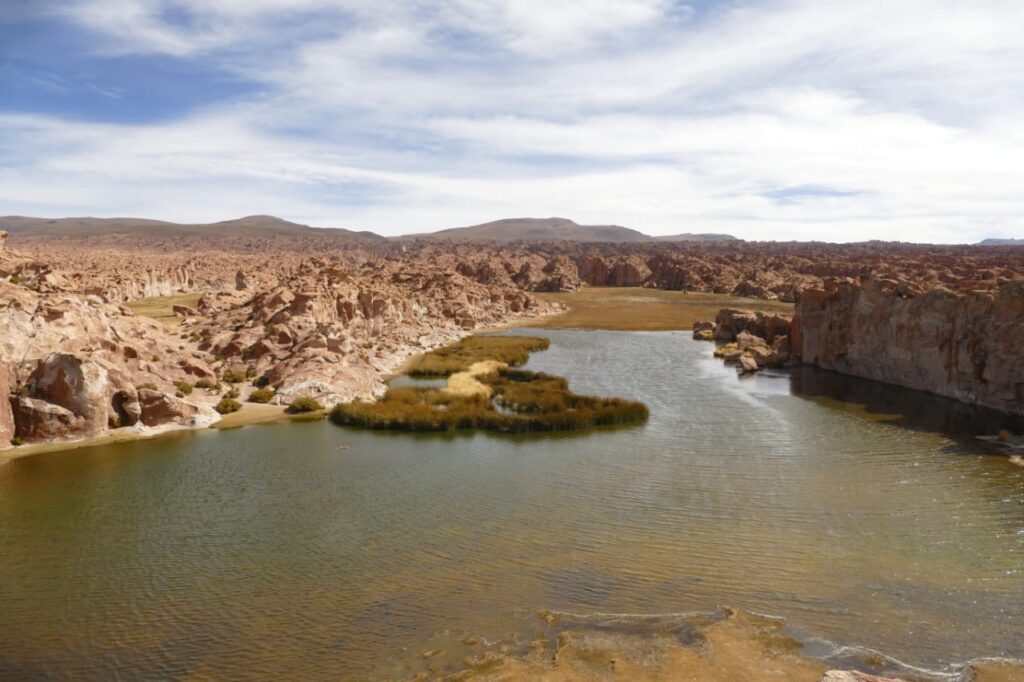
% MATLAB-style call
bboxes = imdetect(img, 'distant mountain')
[1,214,738,245]
[654,232,739,242]
[979,238,1024,245]
[407,217,737,243]
[0,215,384,242]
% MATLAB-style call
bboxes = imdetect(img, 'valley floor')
[533,287,793,330]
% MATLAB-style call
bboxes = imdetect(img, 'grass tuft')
[287,397,324,414]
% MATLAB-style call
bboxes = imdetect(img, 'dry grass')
[445,360,507,397]
[409,335,550,376]
[126,293,203,327]
[534,287,793,331]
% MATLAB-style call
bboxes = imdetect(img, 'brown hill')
[0,215,384,241]
[408,217,735,243]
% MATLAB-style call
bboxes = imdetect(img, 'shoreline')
[1,309,561,464]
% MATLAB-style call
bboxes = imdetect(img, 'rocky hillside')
[0,231,555,450]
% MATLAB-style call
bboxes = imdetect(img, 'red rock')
[794,279,1024,415]
[137,389,198,427]
[0,362,16,444]
[10,396,84,442]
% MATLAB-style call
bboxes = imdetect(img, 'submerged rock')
[820,672,908,682]
[692,320,715,340]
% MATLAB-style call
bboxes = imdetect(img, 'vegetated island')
[330,336,649,433]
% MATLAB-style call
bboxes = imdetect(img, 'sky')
[1,0,1023,242]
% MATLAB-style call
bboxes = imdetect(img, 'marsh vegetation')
[331,367,648,433]
[407,335,550,376]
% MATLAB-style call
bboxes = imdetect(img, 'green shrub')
[194,378,218,391]
[135,382,158,391]
[10,275,22,285]
[173,380,193,395]
[408,335,550,377]
[245,366,257,379]
[221,369,246,384]
[248,388,274,403]
[223,387,240,400]
[287,397,324,414]
[10,437,23,447]
[215,398,242,414]
[151,355,161,362]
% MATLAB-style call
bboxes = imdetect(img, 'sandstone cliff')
[792,278,1024,416]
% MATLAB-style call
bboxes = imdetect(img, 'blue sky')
[1,0,1022,242]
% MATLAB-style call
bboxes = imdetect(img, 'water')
[1,329,1022,680]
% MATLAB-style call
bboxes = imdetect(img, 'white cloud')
[5,0,1024,242]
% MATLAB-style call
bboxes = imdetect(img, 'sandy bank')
[1,402,293,463]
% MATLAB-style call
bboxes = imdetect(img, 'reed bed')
[331,368,648,434]
[408,336,550,377]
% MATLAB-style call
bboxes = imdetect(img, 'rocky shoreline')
[696,278,1024,424]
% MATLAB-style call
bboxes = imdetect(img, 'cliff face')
[793,278,1024,416]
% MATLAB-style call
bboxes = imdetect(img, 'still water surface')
[1,330,1022,679]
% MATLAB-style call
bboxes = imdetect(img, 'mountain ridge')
[1,215,737,243]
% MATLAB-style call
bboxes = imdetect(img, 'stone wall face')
[793,278,1024,416]
[0,362,15,444]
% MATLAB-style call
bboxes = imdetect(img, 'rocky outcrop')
[793,278,1024,416]
[10,396,84,441]
[24,354,111,435]
[137,389,200,427]
[692,320,715,340]
[1,362,16,444]
[714,309,793,343]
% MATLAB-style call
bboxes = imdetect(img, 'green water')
[1,330,1022,680]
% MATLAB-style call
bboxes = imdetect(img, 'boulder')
[10,396,85,441]
[172,304,199,317]
[736,330,769,350]
[137,389,198,427]
[739,355,760,373]
[714,309,757,341]
[27,354,110,436]
[692,320,715,341]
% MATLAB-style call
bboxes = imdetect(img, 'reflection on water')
[790,364,1024,444]
[1,330,1022,680]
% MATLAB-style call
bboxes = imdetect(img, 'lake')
[1,329,1022,679]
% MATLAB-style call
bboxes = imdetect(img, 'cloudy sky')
[2,0,1022,242]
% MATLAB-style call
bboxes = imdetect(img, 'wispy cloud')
[1,0,1023,241]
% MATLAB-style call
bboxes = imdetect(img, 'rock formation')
[792,278,1024,416]
[5,218,1024,449]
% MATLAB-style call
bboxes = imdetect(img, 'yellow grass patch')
[126,293,203,327]
[533,287,793,331]
[444,360,507,397]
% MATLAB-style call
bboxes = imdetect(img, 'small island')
[330,335,649,433]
